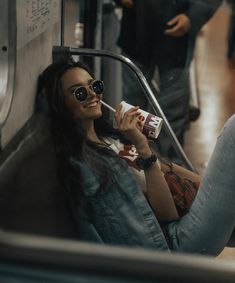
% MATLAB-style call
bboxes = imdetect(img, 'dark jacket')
[115,0,222,71]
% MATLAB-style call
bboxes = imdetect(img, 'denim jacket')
[70,153,170,252]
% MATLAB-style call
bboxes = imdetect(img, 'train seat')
[0,114,76,239]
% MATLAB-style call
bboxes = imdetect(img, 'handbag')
[164,170,200,217]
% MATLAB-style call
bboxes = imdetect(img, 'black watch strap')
[136,154,157,170]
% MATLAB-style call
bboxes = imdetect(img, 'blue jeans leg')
[167,115,235,255]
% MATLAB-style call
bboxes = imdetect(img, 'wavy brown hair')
[37,58,127,212]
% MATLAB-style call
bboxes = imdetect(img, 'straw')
[100,100,116,113]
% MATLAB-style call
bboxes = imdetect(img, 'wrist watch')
[136,153,157,170]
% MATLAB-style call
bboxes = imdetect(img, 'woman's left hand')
[114,104,151,156]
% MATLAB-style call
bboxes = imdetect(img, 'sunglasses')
[71,80,104,102]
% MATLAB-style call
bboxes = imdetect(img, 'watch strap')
[136,153,157,170]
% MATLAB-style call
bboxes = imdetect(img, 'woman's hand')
[114,104,151,157]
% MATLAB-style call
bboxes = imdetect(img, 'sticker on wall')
[17,0,60,49]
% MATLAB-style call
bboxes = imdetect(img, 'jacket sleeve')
[69,158,101,196]
[187,0,222,34]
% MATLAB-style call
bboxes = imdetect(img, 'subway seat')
[0,114,77,239]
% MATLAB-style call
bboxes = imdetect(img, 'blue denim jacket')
[70,154,169,251]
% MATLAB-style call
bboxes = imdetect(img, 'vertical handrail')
[53,46,195,171]
[189,58,201,121]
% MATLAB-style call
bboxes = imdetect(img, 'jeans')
[167,115,235,255]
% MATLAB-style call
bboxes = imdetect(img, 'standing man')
[114,0,222,159]
[227,0,235,62]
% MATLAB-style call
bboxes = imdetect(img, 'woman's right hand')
[114,104,151,157]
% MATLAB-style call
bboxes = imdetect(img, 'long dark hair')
[37,58,126,208]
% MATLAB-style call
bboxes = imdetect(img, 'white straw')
[100,100,116,113]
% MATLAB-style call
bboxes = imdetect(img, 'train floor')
[184,2,235,259]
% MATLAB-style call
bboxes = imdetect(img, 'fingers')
[114,104,147,147]
[114,104,141,131]
[115,103,122,120]
[165,24,181,36]
[122,109,141,130]
[164,14,190,37]
[166,15,179,27]
[136,120,144,132]
[165,15,182,36]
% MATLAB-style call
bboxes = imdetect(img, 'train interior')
[0,0,235,281]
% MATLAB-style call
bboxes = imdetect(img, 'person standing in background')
[227,0,235,63]
[114,0,222,160]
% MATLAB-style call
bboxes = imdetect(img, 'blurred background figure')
[114,0,222,160]
[227,0,235,63]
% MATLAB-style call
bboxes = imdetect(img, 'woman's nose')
[88,86,97,97]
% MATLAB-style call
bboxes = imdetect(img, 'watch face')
[136,154,157,170]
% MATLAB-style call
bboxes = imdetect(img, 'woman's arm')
[115,104,179,221]
[160,160,202,183]
[135,141,180,222]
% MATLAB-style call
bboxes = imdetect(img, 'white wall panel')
[1,0,61,147]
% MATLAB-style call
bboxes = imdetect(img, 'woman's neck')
[83,120,104,145]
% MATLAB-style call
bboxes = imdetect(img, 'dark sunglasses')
[71,80,104,102]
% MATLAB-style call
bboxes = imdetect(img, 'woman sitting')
[38,58,235,255]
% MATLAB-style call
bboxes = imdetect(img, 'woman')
[39,58,235,255]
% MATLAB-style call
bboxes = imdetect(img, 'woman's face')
[61,67,103,121]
